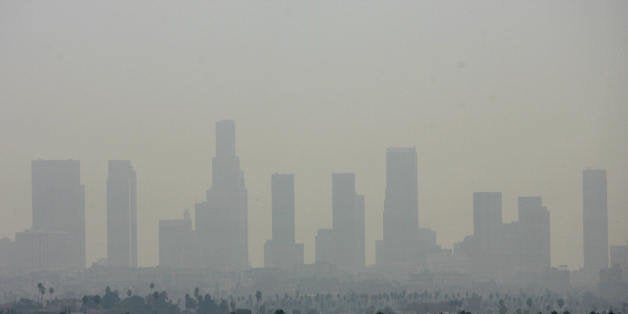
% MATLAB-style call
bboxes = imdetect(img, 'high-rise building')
[195,120,249,271]
[315,173,365,270]
[315,229,335,265]
[517,196,551,273]
[31,160,85,269]
[264,174,304,269]
[332,173,365,269]
[159,211,196,269]
[457,194,551,279]
[107,160,137,268]
[473,192,502,251]
[610,243,628,275]
[383,147,418,237]
[458,192,504,277]
[582,169,608,274]
[376,147,437,271]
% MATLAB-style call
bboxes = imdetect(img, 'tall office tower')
[31,160,85,269]
[332,173,365,269]
[473,192,502,251]
[517,196,551,273]
[107,160,137,268]
[264,174,304,269]
[463,192,505,277]
[582,169,608,274]
[376,147,425,271]
[315,229,335,264]
[195,120,249,271]
[315,173,365,270]
[610,243,628,273]
[159,211,196,269]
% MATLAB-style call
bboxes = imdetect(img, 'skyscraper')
[457,192,504,277]
[332,173,365,269]
[473,192,502,251]
[582,169,608,274]
[377,147,436,271]
[264,174,304,269]
[383,147,418,235]
[107,160,137,268]
[517,196,551,273]
[315,173,365,270]
[31,160,85,269]
[457,193,551,279]
[610,243,628,274]
[195,120,249,271]
[159,211,196,269]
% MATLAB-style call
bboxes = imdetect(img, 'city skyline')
[0,123,621,273]
[1,1,627,270]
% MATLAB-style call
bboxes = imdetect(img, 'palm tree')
[557,299,565,310]
[47,286,54,307]
[256,290,262,313]
[36,283,45,305]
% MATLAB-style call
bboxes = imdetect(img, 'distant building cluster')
[315,173,365,271]
[0,120,624,287]
[0,160,86,272]
[454,193,551,280]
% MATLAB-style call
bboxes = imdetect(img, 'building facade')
[195,120,249,271]
[107,160,137,268]
[582,169,608,274]
[159,211,196,269]
[31,160,85,269]
[315,173,365,271]
[264,173,304,269]
[376,147,438,272]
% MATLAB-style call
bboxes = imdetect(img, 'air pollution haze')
[0,1,627,313]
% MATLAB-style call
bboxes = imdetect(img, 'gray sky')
[1,0,627,269]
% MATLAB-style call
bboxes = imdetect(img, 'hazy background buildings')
[264,173,304,269]
[582,169,609,275]
[195,120,249,271]
[315,173,365,271]
[107,160,137,268]
[0,0,627,270]
[30,160,85,270]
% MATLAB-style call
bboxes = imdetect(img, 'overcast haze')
[1,0,627,269]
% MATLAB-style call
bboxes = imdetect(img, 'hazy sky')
[1,0,627,269]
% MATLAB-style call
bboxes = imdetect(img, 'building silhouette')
[582,169,608,274]
[376,147,438,272]
[159,211,196,269]
[456,194,551,279]
[610,243,628,276]
[517,196,551,273]
[473,192,502,253]
[107,160,137,268]
[195,120,249,271]
[264,174,304,269]
[315,173,365,270]
[466,192,505,277]
[12,230,75,272]
[29,160,85,270]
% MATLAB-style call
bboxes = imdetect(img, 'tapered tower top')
[216,120,236,158]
